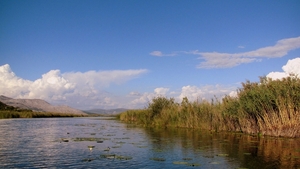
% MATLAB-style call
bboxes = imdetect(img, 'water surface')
[0,117,299,168]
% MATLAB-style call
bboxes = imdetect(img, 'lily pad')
[100,154,116,159]
[88,145,95,150]
[173,161,188,165]
[73,137,103,142]
[61,138,69,142]
[210,161,220,164]
[116,156,133,160]
[150,157,166,161]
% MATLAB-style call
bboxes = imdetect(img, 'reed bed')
[0,110,86,118]
[119,76,300,138]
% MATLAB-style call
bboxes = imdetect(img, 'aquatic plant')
[118,76,300,138]
[0,110,86,119]
[87,145,95,150]
[149,157,166,161]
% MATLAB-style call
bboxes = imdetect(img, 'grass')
[0,110,86,118]
[119,76,300,138]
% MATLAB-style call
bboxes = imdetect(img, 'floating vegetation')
[104,147,111,151]
[73,137,103,142]
[182,157,192,161]
[186,163,200,167]
[104,134,116,136]
[137,145,148,148]
[150,157,166,161]
[115,141,126,144]
[111,145,121,148]
[173,161,188,165]
[152,148,163,152]
[88,145,95,150]
[210,161,220,164]
[243,153,251,155]
[100,154,116,159]
[115,156,133,160]
[102,138,112,140]
[217,154,229,157]
[82,158,95,162]
[61,138,69,142]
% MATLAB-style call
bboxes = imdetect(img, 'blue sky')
[1,0,300,110]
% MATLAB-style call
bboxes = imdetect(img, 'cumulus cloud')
[267,57,300,80]
[130,85,238,108]
[154,87,169,95]
[178,85,237,101]
[130,87,170,106]
[0,64,148,109]
[151,36,300,69]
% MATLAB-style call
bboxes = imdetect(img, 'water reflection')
[142,127,300,168]
[0,118,299,169]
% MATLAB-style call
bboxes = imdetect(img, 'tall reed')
[119,76,300,137]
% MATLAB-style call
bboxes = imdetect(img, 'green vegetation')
[0,101,86,118]
[119,76,300,138]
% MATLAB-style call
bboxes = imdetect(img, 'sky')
[1,0,300,110]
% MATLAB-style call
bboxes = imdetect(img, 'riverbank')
[118,76,300,138]
[0,110,86,118]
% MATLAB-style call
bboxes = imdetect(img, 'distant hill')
[84,108,128,116]
[0,95,87,115]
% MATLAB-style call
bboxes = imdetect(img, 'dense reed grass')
[119,76,300,138]
[0,110,86,119]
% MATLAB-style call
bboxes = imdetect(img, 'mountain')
[84,108,128,115]
[0,95,87,115]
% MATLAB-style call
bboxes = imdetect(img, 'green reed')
[119,76,300,137]
[0,110,86,119]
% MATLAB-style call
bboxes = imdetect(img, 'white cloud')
[150,51,163,56]
[0,64,148,109]
[128,91,142,96]
[150,50,177,57]
[154,87,169,95]
[130,87,170,106]
[130,85,238,108]
[151,36,300,69]
[267,57,300,80]
[178,85,237,101]
[198,36,300,68]
[179,85,204,101]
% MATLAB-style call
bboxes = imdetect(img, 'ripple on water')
[0,118,299,169]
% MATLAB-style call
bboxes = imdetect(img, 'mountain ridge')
[0,95,87,115]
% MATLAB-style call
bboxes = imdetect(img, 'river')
[0,117,299,168]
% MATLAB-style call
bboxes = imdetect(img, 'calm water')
[0,117,299,169]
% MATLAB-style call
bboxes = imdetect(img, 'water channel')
[0,117,299,168]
